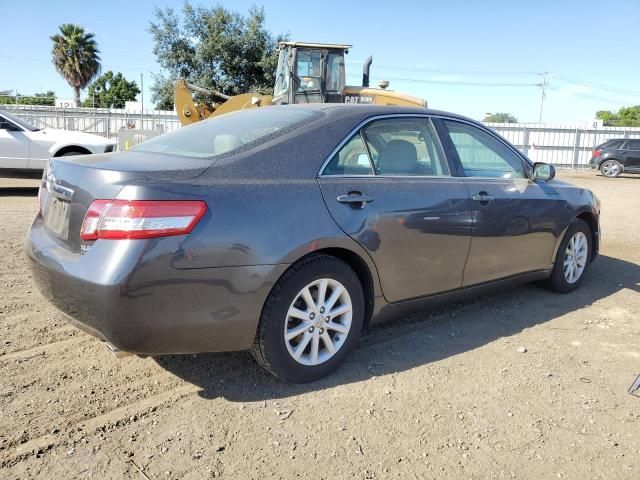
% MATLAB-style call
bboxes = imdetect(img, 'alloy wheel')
[284,278,352,366]
[601,160,620,177]
[563,231,588,284]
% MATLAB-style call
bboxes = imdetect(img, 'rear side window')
[132,108,320,158]
[362,118,449,176]
[323,133,373,176]
[323,117,448,177]
[603,140,625,149]
[627,140,640,150]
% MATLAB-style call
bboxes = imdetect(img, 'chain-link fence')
[0,105,180,144]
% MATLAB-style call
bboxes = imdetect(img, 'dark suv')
[589,139,640,177]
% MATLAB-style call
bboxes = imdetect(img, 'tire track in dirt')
[2,384,197,467]
[0,336,87,362]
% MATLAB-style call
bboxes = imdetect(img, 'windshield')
[296,50,322,92]
[0,110,40,131]
[132,107,322,159]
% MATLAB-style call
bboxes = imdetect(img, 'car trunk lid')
[40,151,214,253]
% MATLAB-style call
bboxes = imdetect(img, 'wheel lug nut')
[309,326,314,333]
[320,307,325,314]
[309,312,315,319]
[319,328,324,334]
[325,316,330,322]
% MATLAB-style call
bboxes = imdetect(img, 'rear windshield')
[133,108,321,158]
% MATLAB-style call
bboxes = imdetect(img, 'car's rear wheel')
[251,254,364,383]
[600,159,622,178]
[544,219,592,293]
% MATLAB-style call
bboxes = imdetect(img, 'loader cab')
[273,41,349,105]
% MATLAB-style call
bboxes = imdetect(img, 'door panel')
[437,118,558,285]
[319,177,473,302]
[625,140,640,169]
[0,129,29,168]
[461,178,558,285]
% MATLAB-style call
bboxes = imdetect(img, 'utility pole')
[140,73,144,130]
[538,72,548,125]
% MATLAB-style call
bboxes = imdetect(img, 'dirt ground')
[1,171,638,480]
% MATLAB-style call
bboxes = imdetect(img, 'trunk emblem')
[45,172,74,201]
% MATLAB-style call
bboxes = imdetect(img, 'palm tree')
[51,24,101,107]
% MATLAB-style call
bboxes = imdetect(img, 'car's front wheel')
[600,159,622,178]
[544,219,592,293]
[251,254,364,383]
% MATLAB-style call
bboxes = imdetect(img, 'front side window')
[296,50,322,92]
[273,49,290,98]
[362,118,449,176]
[627,139,640,150]
[443,120,526,178]
[325,53,345,92]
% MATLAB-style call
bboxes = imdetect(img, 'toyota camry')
[26,104,600,382]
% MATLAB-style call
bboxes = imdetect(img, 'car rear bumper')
[26,215,288,355]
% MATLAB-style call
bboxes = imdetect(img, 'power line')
[553,74,640,97]
[546,85,632,105]
[375,77,540,87]
[345,61,539,76]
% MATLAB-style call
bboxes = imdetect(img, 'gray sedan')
[26,104,600,382]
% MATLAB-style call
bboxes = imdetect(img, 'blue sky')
[1,0,639,123]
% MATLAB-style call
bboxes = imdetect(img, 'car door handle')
[472,193,494,203]
[337,193,374,208]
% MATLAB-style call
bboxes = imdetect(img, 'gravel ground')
[0,171,638,479]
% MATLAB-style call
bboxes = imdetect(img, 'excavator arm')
[174,79,272,126]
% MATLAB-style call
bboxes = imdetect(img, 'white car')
[0,110,115,174]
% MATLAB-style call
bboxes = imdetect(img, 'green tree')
[50,24,101,107]
[0,91,55,106]
[148,72,176,110]
[148,2,285,109]
[483,112,518,123]
[81,71,140,108]
[596,106,640,127]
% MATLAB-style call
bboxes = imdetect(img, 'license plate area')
[45,197,71,239]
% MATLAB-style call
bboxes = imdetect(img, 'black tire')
[600,159,622,178]
[61,150,89,157]
[543,218,592,293]
[251,254,365,383]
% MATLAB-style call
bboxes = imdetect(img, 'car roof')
[271,103,482,127]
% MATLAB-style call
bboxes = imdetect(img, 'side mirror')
[533,162,555,182]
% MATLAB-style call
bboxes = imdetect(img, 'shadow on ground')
[0,187,38,196]
[155,254,639,401]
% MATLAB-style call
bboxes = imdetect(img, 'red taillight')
[80,200,207,241]
[593,149,601,158]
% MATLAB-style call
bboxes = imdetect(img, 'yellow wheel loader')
[174,41,427,126]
